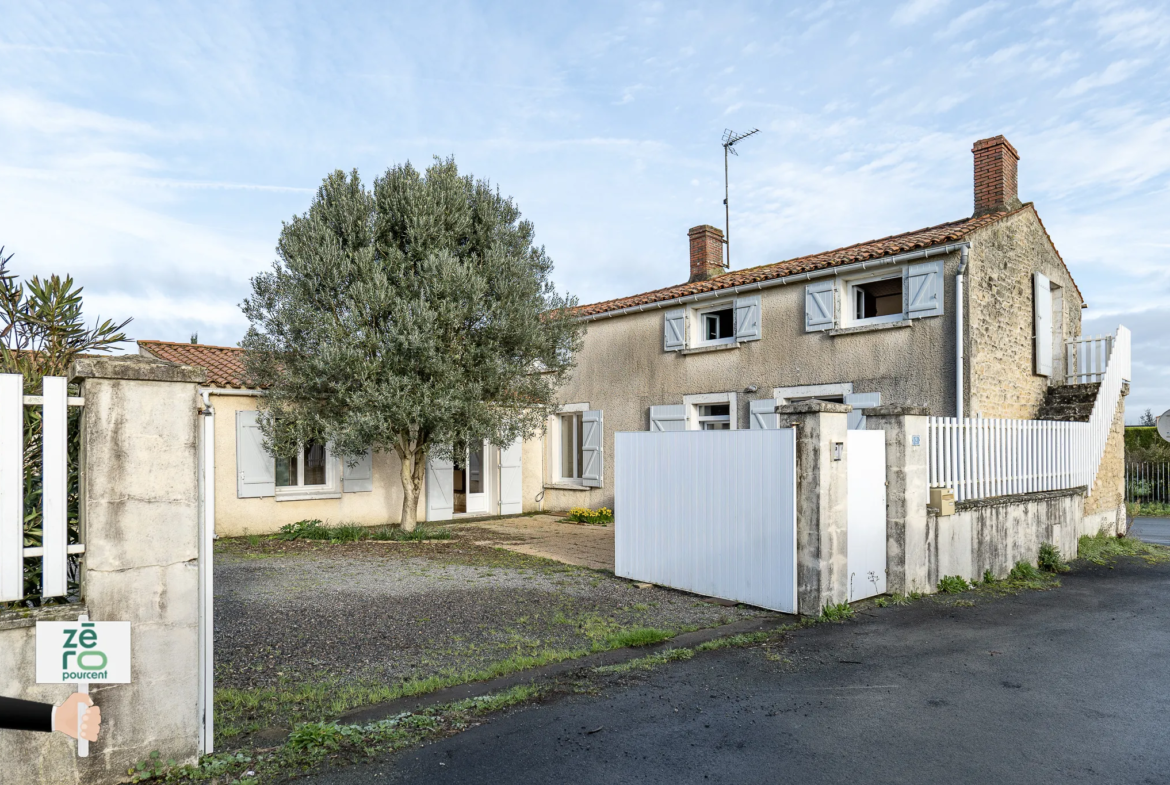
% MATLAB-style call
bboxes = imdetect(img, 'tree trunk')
[397,438,428,532]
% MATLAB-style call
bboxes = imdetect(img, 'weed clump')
[820,602,854,622]
[605,627,674,648]
[1009,561,1043,582]
[275,519,452,543]
[1037,542,1070,573]
[937,575,970,594]
[1078,531,1169,565]
[982,569,995,584]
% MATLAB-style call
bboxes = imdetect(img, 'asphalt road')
[1132,516,1170,546]
[295,558,1170,785]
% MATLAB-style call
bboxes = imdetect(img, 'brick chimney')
[972,135,1022,217]
[688,224,726,282]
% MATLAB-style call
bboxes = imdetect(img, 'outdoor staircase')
[1037,382,1101,423]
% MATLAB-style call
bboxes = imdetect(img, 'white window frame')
[773,383,854,403]
[682,392,739,431]
[275,441,340,501]
[842,269,906,327]
[550,402,589,485]
[690,300,738,348]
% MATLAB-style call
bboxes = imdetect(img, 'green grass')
[594,647,695,674]
[1078,531,1170,565]
[603,627,674,648]
[273,518,452,543]
[1037,542,1070,573]
[1128,501,1170,518]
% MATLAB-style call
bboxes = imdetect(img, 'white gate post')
[865,406,930,595]
[775,400,850,614]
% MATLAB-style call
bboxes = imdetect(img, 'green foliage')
[1009,561,1043,582]
[605,627,674,648]
[0,248,130,606]
[1129,501,1170,518]
[820,602,854,622]
[937,575,970,594]
[566,506,613,524]
[276,519,328,541]
[1125,426,1170,463]
[982,568,996,584]
[1037,542,1070,573]
[240,160,584,529]
[127,750,177,782]
[368,525,452,541]
[1078,531,1170,565]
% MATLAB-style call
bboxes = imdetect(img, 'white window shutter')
[906,260,944,318]
[1034,271,1052,376]
[580,410,603,488]
[498,439,523,515]
[649,405,687,432]
[805,280,836,331]
[843,392,881,431]
[342,450,373,493]
[664,309,686,351]
[749,398,779,430]
[235,410,275,498]
[734,294,761,342]
[425,452,454,521]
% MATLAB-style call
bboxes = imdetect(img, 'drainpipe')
[956,245,970,421]
[197,391,215,753]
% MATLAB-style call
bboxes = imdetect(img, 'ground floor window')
[276,440,330,488]
[560,412,584,480]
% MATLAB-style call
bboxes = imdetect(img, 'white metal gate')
[614,429,798,614]
[847,430,886,601]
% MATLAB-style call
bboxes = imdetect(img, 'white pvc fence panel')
[1065,334,1113,385]
[615,429,797,614]
[931,326,1130,502]
[0,375,85,602]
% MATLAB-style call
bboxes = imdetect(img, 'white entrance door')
[847,430,887,601]
[454,441,488,516]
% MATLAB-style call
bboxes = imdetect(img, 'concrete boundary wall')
[0,356,205,784]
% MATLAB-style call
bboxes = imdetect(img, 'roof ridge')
[138,339,243,352]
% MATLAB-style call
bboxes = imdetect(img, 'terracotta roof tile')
[137,340,254,388]
[572,209,1020,318]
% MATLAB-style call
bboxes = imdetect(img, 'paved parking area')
[453,514,615,572]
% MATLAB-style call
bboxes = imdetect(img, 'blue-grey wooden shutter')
[1033,271,1052,376]
[749,398,779,430]
[581,410,603,488]
[236,410,275,498]
[649,405,687,431]
[734,295,761,342]
[425,452,454,521]
[498,439,523,515]
[342,450,373,492]
[843,392,881,431]
[664,308,686,351]
[906,260,944,318]
[805,280,836,331]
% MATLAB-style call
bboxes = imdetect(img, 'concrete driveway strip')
[1131,517,1170,546]
[292,558,1170,785]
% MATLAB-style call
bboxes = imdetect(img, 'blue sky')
[1,0,1167,419]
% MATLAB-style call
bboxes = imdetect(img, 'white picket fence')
[1065,334,1113,385]
[931,326,1130,502]
[0,374,85,602]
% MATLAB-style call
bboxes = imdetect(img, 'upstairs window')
[851,275,903,323]
[702,307,735,342]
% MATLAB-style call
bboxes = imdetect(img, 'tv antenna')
[722,127,759,270]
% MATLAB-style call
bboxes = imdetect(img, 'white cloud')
[892,0,950,25]
[1058,58,1146,96]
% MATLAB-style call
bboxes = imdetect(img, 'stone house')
[139,134,1126,538]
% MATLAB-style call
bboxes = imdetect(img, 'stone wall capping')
[955,486,1086,511]
[775,400,852,414]
[71,354,208,384]
[866,405,930,417]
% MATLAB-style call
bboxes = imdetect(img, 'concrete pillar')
[70,355,206,782]
[776,401,849,615]
[865,405,930,595]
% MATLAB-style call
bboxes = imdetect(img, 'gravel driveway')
[215,534,766,694]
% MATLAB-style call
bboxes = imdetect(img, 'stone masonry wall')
[966,206,1083,419]
[1085,391,1127,518]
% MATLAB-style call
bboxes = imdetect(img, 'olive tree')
[242,159,583,530]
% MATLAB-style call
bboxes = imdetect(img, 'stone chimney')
[688,224,726,282]
[972,135,1022,217]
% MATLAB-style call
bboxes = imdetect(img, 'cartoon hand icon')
[54,693,101,742]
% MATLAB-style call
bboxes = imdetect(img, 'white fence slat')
[41,376,68,598]
[0,375,23,602]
